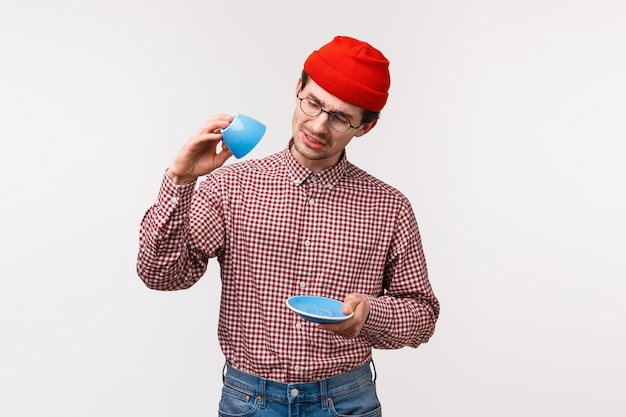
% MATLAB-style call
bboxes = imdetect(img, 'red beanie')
[304,36,391,112]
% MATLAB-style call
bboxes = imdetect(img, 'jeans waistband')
[222,362,376,407]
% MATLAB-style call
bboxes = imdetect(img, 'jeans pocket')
[328,381,382,417]
[218,386,260,417]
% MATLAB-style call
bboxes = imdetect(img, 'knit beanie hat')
[304,36,391,112]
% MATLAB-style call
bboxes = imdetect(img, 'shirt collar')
[283,141,347,189]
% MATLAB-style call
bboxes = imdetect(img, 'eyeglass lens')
[299,98,352,132]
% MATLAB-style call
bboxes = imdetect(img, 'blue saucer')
[286,296,353,324]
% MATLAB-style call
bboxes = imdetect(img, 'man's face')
[290,78,375,173]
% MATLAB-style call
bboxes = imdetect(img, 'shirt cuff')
[156,171,196,216]
[361,294,390,335]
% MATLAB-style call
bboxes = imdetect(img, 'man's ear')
[295,78,303,96]
[355,119,378,137]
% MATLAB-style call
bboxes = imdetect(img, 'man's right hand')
[166,114,235,185]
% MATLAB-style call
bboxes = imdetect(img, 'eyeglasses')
[296,94,365,133]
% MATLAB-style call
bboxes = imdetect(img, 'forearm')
[359,203,440,349]
[136,174,207,290]
[361,293,439,349]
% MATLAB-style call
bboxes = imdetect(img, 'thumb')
[215,146,234,166]
[342,295,359,315]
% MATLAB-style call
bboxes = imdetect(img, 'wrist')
[166,168,197,185]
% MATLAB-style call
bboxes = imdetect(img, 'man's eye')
[331,114,349,123]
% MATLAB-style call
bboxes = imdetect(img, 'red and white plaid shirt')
[137,145,439,382]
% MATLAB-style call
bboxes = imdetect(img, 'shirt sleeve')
[360,203,440,349]
[136,172,208,290]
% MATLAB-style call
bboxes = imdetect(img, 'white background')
[1,1,625,416]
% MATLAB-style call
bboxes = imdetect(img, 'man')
[137,35,439,416]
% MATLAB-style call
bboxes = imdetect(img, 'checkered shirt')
[137,145,439,382]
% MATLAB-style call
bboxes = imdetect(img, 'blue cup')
[220,113,266,158]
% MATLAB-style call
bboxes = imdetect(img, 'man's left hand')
[318,293,370,339]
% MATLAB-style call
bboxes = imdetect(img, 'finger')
[196,131,225,142]
[200,114,234,133]
[188,132,226,150]
[341,295,360,315]
[215,144,234,166]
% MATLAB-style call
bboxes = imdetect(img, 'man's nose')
[311,110,331,132]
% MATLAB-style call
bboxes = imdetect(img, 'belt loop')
[319,378,329,410]
[370,359,377,385]
[222,362,227,383]
[258,378,267,408]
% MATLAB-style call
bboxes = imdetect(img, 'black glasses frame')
[296,94,365,133]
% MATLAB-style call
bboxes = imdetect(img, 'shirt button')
[296,322,302,329]
[170,197,178,204]
[299,282,306,289]
[294,365,301,371]
[308,198,315,205]
[291,388,299,397]
[304,240,311,247]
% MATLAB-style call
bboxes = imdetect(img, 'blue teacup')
[220,113,266,158]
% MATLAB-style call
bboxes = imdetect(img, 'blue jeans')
[218,362,382,417]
